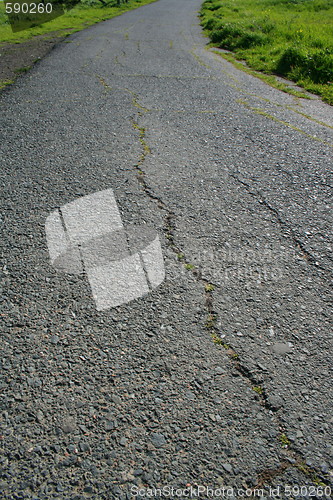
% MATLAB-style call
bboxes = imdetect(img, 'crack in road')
[229,172,333,277]
[208,51,333,133]
[237,99,333,148]
[123,81,332,491]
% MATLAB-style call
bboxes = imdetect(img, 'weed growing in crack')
[132,123,151,157]
[237,99,332,147]
[14,66,31,74]
[252,385,264,395]
[296,463,327,486]
[279,433,290,447]
[97,75,112,91]
[0,80,14,90]
[205,312,217,329]
[211,333,224,345]
[222,344,240,359]
[185,263,195,270]
[132,120,151,182]
[204,283,215,292]
[204,309,228,348]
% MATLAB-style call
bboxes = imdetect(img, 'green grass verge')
[0,0,156,43]
[200,0,333,105]
[213,50,311,99]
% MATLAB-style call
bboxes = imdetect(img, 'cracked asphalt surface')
[1,0,333,498]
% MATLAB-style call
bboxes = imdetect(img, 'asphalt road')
[1,0,332,498]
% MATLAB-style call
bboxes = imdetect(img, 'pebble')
[150,433,167,448]
[267,395,284,410]
[222,463,233,473]
[62,419,76,434]
[133,469,144,476]
[79,442,90,452]
[271,342,292,354]
[119,437,127,446]
[185,391,196,401]
[105,420,117,431]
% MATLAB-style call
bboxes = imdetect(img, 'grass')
[296,463,327,487]
[0,79,14,89]
[252,385,264,395]
[278,433,290,447]
[200,0,333,105]
[211,332,224,345]
[185,263,195,270]
[214,50,310,98]
[14,65,31,73]
[0,0,156,43]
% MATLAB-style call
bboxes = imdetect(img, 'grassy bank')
[0,0,156,43]
[200,0,333,105]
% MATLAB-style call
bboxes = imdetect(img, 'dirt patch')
[0,32,69,86]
